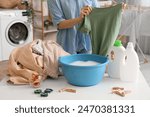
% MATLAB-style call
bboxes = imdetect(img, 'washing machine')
[0,9,33,61]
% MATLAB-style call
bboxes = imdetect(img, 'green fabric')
[78,4,122,56]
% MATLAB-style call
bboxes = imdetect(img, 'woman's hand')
[80,6,93,19]
[58,6,92,29]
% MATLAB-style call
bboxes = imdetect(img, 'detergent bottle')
[108,40,126,78]
[120,42,140,82]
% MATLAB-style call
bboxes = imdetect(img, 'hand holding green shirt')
[79,4,122,56]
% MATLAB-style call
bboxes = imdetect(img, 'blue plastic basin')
[59,54,109,86]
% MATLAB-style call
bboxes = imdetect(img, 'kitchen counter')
[0,61,150,100]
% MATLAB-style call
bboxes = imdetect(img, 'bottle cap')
[114,40,122,47]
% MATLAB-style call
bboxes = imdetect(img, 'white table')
[0,71,150,100]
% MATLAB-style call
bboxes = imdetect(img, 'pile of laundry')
[8,39,69,87]
[0,0,26,9]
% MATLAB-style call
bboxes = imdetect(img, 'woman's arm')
[58,17,82,29]
[58,6,92,29]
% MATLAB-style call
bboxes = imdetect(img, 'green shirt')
[79,4,122,56]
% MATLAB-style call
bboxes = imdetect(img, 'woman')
[48,0,98,54]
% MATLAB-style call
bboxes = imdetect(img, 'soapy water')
[70,61,100,66]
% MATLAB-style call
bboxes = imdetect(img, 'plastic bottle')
[120,42,140,82]
[108,40,126,78]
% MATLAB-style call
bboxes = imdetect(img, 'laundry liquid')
[108,40,126,78]
[120,42,140,82]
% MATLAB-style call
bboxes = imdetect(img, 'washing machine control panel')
[0,12,15,17]
[0,10,27,18]
[22,11,29,16]
[22,10,32,17]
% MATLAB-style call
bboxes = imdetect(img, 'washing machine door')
[6,20,29,46]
